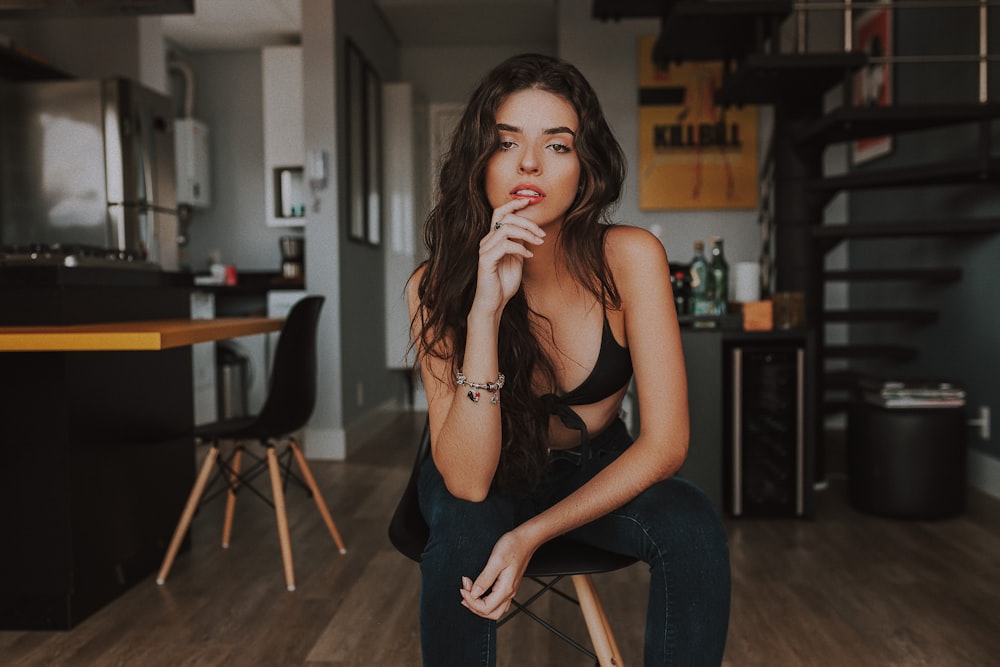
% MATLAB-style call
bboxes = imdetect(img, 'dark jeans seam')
[609,509,673,665]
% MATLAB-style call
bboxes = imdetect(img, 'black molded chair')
[389,420,637,666]
[157,295,346,591]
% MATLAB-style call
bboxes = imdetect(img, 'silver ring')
[494,221,503,231]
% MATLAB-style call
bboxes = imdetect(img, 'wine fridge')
[724,340,810,517]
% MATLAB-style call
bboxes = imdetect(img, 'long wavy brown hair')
[412,53,627,493]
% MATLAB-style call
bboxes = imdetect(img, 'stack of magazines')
[860,378,966,409]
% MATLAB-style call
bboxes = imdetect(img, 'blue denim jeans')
[417,419,731,666]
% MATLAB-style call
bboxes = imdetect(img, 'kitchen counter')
[0,316,282,351]
[0,276,283,630]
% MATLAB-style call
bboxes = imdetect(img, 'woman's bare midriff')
[546,385,629,451]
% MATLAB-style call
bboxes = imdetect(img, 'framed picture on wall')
[346,40,367,242]
[365,62,382,246]
[852,5,894,165]
[636,35,759,210]
[345,40,382,246]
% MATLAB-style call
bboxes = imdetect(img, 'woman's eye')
[548,143,571,153]
[499,140,517,151]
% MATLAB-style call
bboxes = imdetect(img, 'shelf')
[0,0,193,16]
[794,103,1000,149]
[813,217,1000,252]
[823,369,863,392]
[823,309,938,325]
[823,344,919,362]
[714,53,868,107]
[653,1,792,65]
[823,268,962,283]
[0,44,71,81]
[807,158,1000,202]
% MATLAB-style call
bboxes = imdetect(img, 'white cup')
[734,262,761,303]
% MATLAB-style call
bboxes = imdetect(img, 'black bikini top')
[556,315,633,406]
[542,314,633,464]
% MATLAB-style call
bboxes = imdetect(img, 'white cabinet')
[262,45,305,227]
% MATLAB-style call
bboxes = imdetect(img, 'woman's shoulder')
[603,224,670,274]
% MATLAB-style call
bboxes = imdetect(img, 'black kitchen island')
[0,266,197,630]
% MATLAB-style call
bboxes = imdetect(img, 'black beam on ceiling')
[592,0,663,22]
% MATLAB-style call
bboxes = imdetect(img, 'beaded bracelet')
[456,370,505,405]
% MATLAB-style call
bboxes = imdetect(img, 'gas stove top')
[1,244,157,270]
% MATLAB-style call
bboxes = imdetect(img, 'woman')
[408,53,731,666]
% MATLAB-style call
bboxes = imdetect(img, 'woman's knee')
[418,459,517,566]
[623,477,730,561]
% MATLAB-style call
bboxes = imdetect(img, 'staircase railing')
[786,0,997,102]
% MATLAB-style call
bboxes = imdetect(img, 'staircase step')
[823,344,919,362]
[813,218,1000,252]
[823,309,938,325]
[807,157,1000,197]
[823,268,962,283]
[794,103,1000,148]
[715,53,868,106]
[823,369,863,391]
[653,0,793,65]
[822,399,851,416]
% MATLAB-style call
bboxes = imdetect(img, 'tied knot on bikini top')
[541,315,633,466]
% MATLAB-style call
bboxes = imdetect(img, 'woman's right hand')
[473,197,546,316]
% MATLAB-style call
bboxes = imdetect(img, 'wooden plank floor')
[2,410,999,666]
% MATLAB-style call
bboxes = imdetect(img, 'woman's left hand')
[460,530,536,620]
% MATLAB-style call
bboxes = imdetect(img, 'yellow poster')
[637,35,758,210]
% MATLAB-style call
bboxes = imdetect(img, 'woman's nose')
[518,147,540,174]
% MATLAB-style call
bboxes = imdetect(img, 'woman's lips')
[511,186,545,203]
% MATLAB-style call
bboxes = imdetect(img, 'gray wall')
[846,8,1000,469]
[333,0,403,428]
[299,0,408,457]
[175,50,298,273]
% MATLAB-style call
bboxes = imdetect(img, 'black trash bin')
[848,400,966,519]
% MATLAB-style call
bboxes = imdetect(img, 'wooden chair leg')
[157,445,220,585]
[289,439,347,554]
[221,444,243,548]
[572,573,625,667]
[266,446,296,591]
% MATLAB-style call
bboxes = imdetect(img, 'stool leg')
[571,574,625,667]
[266,446,296,591]
[157,445,220,585]
[221,444,243,548]
[289,439,347,554]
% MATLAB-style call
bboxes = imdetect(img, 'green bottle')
[689,240,711,316]
[709,236,729,315]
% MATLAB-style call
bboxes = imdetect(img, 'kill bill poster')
[637,35,758,210]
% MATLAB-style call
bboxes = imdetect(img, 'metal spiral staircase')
[596,0,1000,428]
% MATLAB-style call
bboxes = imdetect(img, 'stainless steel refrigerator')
[0,77,180,270]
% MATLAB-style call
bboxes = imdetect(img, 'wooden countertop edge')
[0,317,284,351]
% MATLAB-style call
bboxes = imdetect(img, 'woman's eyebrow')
[495,123,577,137]
[545,126,577,137]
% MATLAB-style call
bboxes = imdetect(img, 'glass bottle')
[709,236,729,315]
[689,240,711,316]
